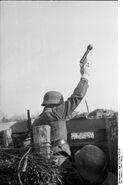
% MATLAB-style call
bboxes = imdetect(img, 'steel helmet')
[75,145,107,183]
[41,91,64,106]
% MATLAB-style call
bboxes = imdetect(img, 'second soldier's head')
[74,145,107,184]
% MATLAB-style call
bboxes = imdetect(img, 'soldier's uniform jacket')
[33,77,88,154]
[62,168,117,185]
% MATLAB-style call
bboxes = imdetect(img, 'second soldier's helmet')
[75,145,107,183]
[41,91,64,106]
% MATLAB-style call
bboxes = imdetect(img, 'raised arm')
[63,77,88,117]
[53,60,89,119]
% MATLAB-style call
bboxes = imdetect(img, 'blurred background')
[0,1,117,119]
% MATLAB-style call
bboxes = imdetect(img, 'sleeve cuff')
[80,77,88,83]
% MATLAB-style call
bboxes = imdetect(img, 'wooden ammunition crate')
[66,115,118,174]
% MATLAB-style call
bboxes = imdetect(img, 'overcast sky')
[0,1,118,117]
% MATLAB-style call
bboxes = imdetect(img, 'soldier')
[32,58,89,170]
[74,145,117,185]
